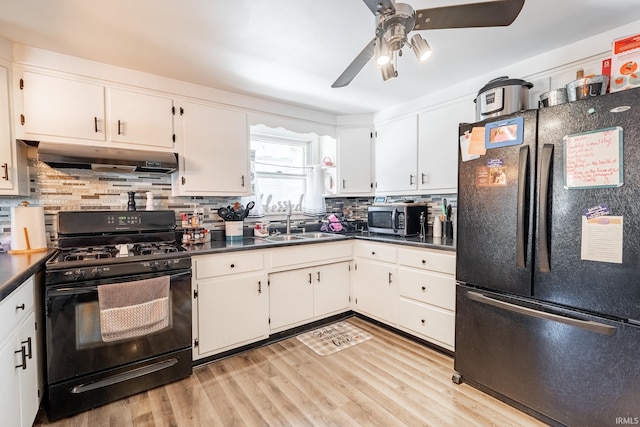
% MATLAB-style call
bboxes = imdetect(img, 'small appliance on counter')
[367,202,428,236]
[9,201,48,254]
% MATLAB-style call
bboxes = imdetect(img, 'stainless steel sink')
[297,232,341,239]
[263,232,344,242]
[264,234,307,242]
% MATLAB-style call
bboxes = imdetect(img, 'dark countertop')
[183,232,456,256]
[1,232,455,302]
[0,249,56,302]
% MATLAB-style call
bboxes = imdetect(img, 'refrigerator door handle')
[539,144,554,272]
[467,291,617,336]
[516,145,529,268]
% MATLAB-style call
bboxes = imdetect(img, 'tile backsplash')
[0,149,456,247]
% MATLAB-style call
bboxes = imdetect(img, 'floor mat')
[296,321,373,356]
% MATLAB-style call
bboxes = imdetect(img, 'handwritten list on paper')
[564,127,623,188]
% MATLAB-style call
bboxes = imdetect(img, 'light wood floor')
[34,317,548,427]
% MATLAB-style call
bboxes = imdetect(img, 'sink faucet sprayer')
[286,201,292,234]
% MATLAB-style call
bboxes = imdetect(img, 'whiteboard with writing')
[563,127,624,189]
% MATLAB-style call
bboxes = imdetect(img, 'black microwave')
[367,203,428,236]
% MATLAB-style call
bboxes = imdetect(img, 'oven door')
[45,269,192,384]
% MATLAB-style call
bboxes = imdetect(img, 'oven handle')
[47,270,192,297]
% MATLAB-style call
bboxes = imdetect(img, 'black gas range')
[44,210,193,421]
[46,210,191,285]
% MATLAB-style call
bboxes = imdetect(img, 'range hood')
[36,142,178,173]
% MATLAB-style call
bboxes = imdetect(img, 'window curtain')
[303,165,326,216]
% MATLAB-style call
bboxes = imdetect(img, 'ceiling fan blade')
[361,0,396,16]
[331,38,376,88]
[414,0,525,30]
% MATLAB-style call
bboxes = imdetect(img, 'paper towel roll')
[9,202,48,253]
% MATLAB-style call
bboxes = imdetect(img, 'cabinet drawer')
[0,277,34,342]
[355,242,396,263]
[194,252,264,279]
[397,268,455,311]
[397,247,455,274]
[398,298,455,348]
[270,242,352,269]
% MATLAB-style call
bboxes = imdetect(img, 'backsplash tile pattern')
[0,151,456,248]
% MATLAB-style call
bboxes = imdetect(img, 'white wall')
[373,19,640,123]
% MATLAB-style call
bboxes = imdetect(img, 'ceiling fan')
[331,0,525,87]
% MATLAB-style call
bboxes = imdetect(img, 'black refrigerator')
[454,88,640,427]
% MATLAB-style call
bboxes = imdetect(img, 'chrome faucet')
[286,201,292,234]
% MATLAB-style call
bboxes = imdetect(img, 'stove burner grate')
[64,247,113,262]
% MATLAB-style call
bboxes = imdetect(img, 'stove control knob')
[164,260,174,268]
[73,269,86,281]
[91,267,103,278]
[150,261,160,271]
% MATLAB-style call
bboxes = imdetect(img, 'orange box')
[610,33,640,92]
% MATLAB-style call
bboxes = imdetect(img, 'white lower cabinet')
[0,276,39,427]
[192,252,268,359]
[269,261,351,331]
[396,247,456,351]
[353,241,456,351]
[353,259,397,324]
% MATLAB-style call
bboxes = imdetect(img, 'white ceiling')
[0,0,639,115]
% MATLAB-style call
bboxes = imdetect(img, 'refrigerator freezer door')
[455,285,640,427]
[535,88,640,321]
[456,110,537,296]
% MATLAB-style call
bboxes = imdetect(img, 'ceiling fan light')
[381,62,397,81]
[385,22,407,51]
[374,38,391,66]
[411,34,432,62]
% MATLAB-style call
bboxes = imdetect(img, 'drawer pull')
[421,259,426,264]
[421,286,426,292]
[421,319,426,325]
[16,303,25,311]
[371,251,376,255]
[230,264,235,268]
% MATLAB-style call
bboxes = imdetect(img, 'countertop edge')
[0,249,57,302]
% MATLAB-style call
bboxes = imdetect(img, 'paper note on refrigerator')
[467,127,487,155]
[580,216,623,264]
[459,133,480,162]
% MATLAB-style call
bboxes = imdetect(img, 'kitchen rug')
[296,321,373,356]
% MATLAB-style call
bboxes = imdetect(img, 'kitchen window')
[250,133,310,215]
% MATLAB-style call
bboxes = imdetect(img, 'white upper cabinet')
[336,126,373,195]
[418,98,475,192]
[0,64,28,195]
[19,70,106,142]
[108,88,175,149]
[174,100,249,196]
[374,115,418,194]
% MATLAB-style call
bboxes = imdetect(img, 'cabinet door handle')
[22,337,32,359]
[409,174,415,185]
[317,271,321,282]
[241,175,245,187]
[117,120,123,135]
[258,281,262,295]
[15,347,27,370]
[308,273,312,284]
[342,179,346,189]
[421,173,426,184]
[388,272,392,284]
[1,163,8,181]
[16,303,25,311]
[94,116,98,133]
